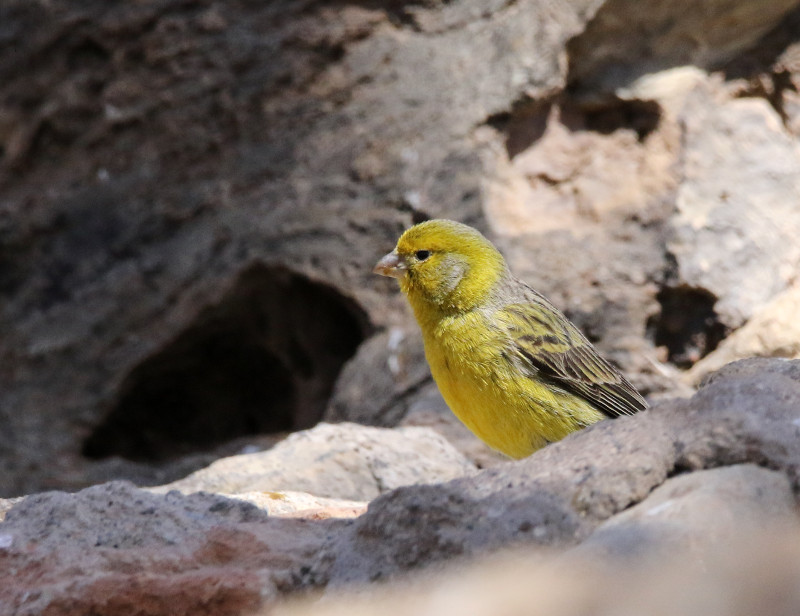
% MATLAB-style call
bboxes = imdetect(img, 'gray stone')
[569,0,800,92]
[2,0,800,511]
[0,481,341,615]
[0,0,600,496]
[312,358,800,586]
[576,464,800,563]
[325,327,431,428]
[154,422,477,502]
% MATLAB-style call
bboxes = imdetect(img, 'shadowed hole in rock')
[487,96,661,159]
[67,36,110,71]
[486,98,552,158]
[573,98,661,141]
[647,286,729,369]
[720,5,800,124]
[82,263,373,462]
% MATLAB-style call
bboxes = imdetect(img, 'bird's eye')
[415,250,431,261]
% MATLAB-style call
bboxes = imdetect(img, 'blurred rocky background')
[2,0,800,613]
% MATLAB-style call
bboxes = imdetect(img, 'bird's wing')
[497,292,647,418]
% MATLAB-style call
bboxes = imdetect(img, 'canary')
[374,219,647,459]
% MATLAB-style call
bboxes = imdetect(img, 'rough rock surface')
[662,71,800,329]
[325,327,431,429]
[4,0,800,612]
[275,528,800,616]
[311,358,800,586]
[154,422,476,501]
[0,0,606,496]
[3,358,800,615]
[2,0,800,507]
[576,464,799,563]
[3,0,800,611]
[0,481,344,616]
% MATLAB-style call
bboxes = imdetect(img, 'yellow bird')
[374,219,647,459]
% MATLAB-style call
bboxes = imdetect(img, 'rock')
[0,0,603,497]
[153,422,477,502]
[226,491,366,520]
[782,39,800,135]
[482,101,675,239]
[576,464,800,563]
[568,0,800,92]
[311,358,800,586]
[479,99,672,393]
[274,527,800,616]
[3,359,800,615]
[685,282,800,384]
[324,327,431,428]
[2,0,800,503]
[0,481,343,616]
[0,497,23,522]
[664,74,800,328]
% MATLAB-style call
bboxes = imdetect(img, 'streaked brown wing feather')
[498,288,647,418]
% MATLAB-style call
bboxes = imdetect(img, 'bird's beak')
[373,251,406,279]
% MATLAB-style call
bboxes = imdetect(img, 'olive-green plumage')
[374,219,647,458]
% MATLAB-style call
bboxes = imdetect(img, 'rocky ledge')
[2,357,800,615]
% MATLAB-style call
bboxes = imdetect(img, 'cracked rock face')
[0,0,600,495]
[2,0,800,584]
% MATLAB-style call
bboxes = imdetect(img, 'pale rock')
[0,497,22,522]
[153,422,476,501]
[228,490,366,519]
[665,76,800,327]
[482,102,677,238]
[576,465,799,562]
[623,66,800,328]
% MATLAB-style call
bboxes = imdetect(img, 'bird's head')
[374,219,507,314]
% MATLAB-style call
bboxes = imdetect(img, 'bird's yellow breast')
[421,309,605,459]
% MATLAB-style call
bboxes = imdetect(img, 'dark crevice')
[410,209,432,224]
[727,68,798,126]
[82,263,373,462]
[646,285,729,369]
[719,5,800,126]
[486,98,553,159]
[486,95,661,160]
[571,98,662,141]
[720,4,800,82]
[66,36,111,71]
